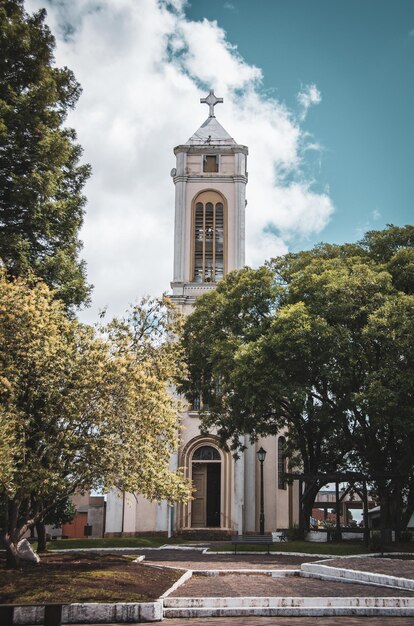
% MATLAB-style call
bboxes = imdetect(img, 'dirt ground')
[0,552,181,604]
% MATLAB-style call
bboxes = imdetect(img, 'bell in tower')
[170,90,248,313]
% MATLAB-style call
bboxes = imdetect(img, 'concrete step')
[163,605,414,618]
[176,530,232,541]
[164,606,414,618]
[163,596,414,609]
[163,596,414,617]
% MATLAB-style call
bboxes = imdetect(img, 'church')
[105,92,299,537]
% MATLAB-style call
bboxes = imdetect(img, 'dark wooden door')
[192,465,207,527]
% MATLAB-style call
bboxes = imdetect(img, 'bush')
[287,524,304,541]
[399,530,413,543]
[369,531,383,552]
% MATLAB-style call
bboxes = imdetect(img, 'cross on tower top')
[200,90,223,117]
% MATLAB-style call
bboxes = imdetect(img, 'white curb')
[160,570,193,598]
[13,602,163,624]
[301,561,414,590]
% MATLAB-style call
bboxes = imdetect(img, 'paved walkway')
[322,556,414,579]
[170,572,414,597]
[56,548,414,625]
[139,548,414,597]
[142,550,321,570]
[48,550,414,625]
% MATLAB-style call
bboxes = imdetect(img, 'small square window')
[191,395,201,411]
[203,155,219,173]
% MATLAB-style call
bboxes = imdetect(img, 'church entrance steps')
[175,530,232,541]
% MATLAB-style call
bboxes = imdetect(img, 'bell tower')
[171,91,248,312]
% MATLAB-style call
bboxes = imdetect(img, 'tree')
[180,225,414,533]
[0,273,190,567]
[343,292,414,534]
[181,266,350,528]
[0,0,91,308]
[272,244,414,535]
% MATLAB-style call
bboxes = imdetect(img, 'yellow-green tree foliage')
[0,272,189,565]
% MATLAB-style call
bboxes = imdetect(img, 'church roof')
[186,116,236,146]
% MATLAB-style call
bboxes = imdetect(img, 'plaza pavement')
[50,545,414,624]
[152,546,414,621]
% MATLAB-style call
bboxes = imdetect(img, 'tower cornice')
[174,144,248,156]
[174,175,248,185]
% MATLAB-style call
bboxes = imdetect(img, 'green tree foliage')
[0,0,91,308]
[42,496,76,529]
[0,273,190,567]
[181,225,414,532]
[35,493,76,552]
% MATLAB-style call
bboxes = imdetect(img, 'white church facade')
[105,92,298,536]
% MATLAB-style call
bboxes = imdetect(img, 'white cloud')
[297,84,322,120]
[27,0,334,324]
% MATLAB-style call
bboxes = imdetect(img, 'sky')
[26,0,414,324]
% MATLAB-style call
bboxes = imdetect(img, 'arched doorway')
[191,445,221,527]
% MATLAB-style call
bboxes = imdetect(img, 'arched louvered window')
[192,446,221,461]
[193,196,225,283]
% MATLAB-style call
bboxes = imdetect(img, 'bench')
[231,534,273,554]
[0,603,64,626]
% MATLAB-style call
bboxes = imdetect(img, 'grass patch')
[212,540,371,556]
[0,553,181,604]
[382,542,414,554]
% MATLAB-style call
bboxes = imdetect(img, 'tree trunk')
[390,485,402,542]
[3,500,21,569]
[6,545,19,568]
[402,480,414,530]
[379,488,392,546]
[1,536,20,569]
[2,499,40,568]
[36,521,47,552]
[301,481,321,534]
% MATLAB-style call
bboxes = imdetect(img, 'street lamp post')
[257,446,267,535]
